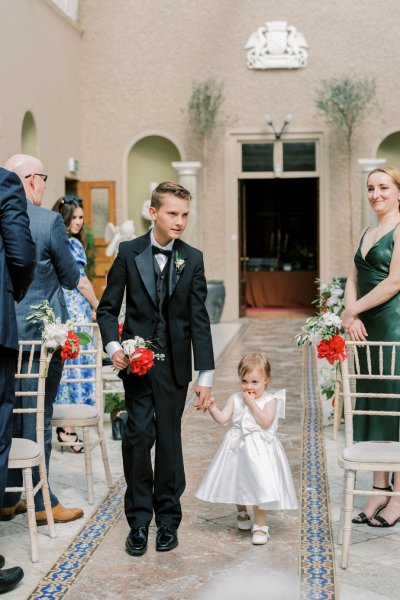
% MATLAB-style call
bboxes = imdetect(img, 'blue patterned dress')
[55,237,95,406]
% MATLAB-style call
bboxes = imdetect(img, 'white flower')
[320,312,342,328]
[174,250,185,272]
[307,332,321,345]
[121,336,146,356]
[327,293,341,306]
[42,322,69,349]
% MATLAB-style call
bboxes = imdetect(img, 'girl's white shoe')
[252,524,269,545]
[237,510,252,530]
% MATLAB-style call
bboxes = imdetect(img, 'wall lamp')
[265,113,292,139]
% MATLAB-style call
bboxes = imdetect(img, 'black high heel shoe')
[56,427,84,454]
[352,485,392,524]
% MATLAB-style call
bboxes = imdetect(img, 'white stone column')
[171,161,202,246]
[358,158,387,228]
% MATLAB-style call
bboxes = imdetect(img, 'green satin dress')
[354,226,400,441]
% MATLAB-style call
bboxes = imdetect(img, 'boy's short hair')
[238,352,271,380]
[150,181,191,210]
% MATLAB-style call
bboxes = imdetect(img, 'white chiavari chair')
[51,323,112,504]
[338,340,400,568]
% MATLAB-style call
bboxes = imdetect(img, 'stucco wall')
[1,1,399,319]
[77,0,400,319]
[0,0,81,206]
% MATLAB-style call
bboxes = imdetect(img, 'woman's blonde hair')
[238,352,271,380]
[368,167,400,190]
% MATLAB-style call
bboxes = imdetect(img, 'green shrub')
[104,392,125,415]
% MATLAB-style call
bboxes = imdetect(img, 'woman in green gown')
[342,166,400,528]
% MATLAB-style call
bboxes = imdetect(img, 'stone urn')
[205,280,226,324]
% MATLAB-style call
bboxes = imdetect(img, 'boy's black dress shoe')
[0,556,4,569]
[0,566,24,593]
[156,525,178,552]
[125,525,149,556]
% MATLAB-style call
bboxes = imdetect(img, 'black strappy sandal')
[352,485,392,524]
[368,513,400,528]
[56,427,84,454]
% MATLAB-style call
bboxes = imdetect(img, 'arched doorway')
[377,132,400,169]
[127,135,181,237]
[21,111,37,155]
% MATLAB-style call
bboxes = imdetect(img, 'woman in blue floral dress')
[52,196,100,452]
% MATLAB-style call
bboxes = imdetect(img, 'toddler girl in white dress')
[195,352,297,545]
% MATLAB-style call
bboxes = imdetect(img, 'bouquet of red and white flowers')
[27,301,91,362]
[121,336,165,376]
[294,278,347,366]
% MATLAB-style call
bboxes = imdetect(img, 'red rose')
[317,334,347,365]
[61,331,80,362]
[129,347,155,376]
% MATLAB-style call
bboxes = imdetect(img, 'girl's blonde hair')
[238,353,271,380]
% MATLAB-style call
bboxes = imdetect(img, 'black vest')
[153,257,170,349]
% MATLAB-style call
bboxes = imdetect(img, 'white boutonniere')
[174,250,185,274]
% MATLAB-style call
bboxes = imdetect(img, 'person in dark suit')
[97,181,215,555]
[0,166,36,593]
[2,154,84,526]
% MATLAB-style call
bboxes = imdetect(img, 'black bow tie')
[152,246,172,257]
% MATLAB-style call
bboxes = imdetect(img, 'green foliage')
[104,392,125,414]
[188,79,224,138]
[26,300,54,323]
[77,332,91,345]
[85,225,97,281]
[320,382,335,400]
[315,75,376,140]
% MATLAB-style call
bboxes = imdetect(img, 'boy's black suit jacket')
[97,232,215,387]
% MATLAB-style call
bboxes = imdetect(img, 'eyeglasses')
[63,195,83,206]
[24,173,48,182]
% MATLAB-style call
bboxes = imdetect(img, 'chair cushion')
[9,438,41,461]
[342,441,400,463]
[52,404,98,420]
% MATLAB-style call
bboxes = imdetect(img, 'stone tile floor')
[2,318,400,598]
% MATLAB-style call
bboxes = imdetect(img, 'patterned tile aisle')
[27,477,126,599]
[25,319,336,599]
[300,345,336,599]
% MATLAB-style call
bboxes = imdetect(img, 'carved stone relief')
[245,20,308,70]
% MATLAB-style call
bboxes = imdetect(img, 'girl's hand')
[348,317,368,342]
[206,397,215,411]
[243,391,256,406]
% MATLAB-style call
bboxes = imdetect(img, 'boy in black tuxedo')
[97,181,214,555]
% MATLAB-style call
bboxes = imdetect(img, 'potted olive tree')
[187,79,226,322]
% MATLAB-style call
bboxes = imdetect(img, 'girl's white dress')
[195,390,298,510]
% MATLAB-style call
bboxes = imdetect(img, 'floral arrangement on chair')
[27,301,92,363]
[121,336,165,375]
[294,277,347,365]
